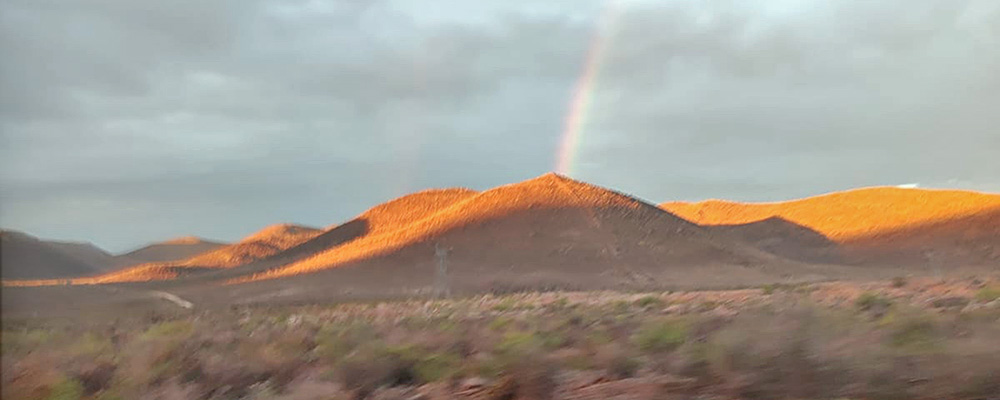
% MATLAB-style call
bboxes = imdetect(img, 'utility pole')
[434,242,451,298]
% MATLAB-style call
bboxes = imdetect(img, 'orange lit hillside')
[660,187,1000,243]
[347,188,479,233]
[240,173,659,282]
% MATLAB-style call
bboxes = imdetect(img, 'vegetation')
[3,285,1000,400]
[975,285,1000,302]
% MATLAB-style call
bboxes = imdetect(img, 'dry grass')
[4,281,1000,399]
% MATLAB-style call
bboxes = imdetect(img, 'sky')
[1,0,998,252]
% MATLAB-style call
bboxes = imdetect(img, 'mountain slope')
[84,224,324,283]
[45,241,121,272]
[190,188,481,282]
[0,231,101,279]
[118,237,226,264]
[661,187,1000,265]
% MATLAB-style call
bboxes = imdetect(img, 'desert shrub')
[73,362,117,395]
[1,328,59,355]
[495,332,543,360]
[410,351,463,382]
[316,323,375,361]
[930,296,970,309]
[487,357,557,400]
[46,377,85,400]
[634,319,688,353]
[761,284,776,295]
[488,316,513,332]
[886,315,940,351]
[607,353,640,379]
[492,298,519,312]
[702,309,854,399]
[537,330,569,350]
[584,329,613,346]
[140,320,193,340]
[975,285,1000,302]
[634,295,663,308]
[336,353,414,399]
[609,300,631,314]
[855,292,892,311]
[891,276,908,288]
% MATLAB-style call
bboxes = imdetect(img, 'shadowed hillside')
[0,231,101,279]
[43,241,120,272]
[118,236,226,264]
[704,217,844,264]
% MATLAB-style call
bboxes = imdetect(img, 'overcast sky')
[1,0,998,252]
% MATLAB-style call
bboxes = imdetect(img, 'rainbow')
[555,2,622,176]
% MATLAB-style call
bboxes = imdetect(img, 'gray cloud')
[1,0,998,251]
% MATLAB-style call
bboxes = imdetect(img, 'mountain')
[661,187,1000,266]
[45,241,120,272]
[699,217,844,264]
[117,236,227,264]
[119,236,226,264]
[76,224,323,283]
[0,231,102,279]
[231,174,803,293]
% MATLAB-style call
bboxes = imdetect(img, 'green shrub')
[316,323,375,361]
[886,314,940,351]
[634,295,663,308]
[140,320,192,339]
[975,286,1000,302]
[492,298,518,311]
[46,377,84,400]
[411,352,462,382]
[634,319,688,353]
[856,292,892,311]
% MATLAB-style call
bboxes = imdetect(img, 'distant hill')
[117,237,226,264]
[45,241,120,272]
[73,224,323,283]
[0,231,103,279]
[661,187,1000,266]
[699,217,844,264]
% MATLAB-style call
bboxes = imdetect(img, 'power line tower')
[433,242,451,298]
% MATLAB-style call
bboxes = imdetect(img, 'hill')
[45,241,121,272]
[232,174,805,293]
[0,231,102,279]
[701,217,844,264]
[661,187,1000,266]
[118,236,226,264]
[72,224,324,283]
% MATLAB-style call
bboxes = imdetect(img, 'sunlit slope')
[661,187,1000,264]
[241,173,779,283]
[187,188,480,281]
